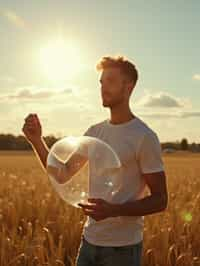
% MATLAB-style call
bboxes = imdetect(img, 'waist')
[82,234,143,249]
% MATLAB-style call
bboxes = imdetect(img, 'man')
[22,55,168,266]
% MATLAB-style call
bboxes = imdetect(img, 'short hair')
[96,55,138,88]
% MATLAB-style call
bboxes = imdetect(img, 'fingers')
[22,124,27,133]
[24,113,35,121]
[22,125,31,135]
[88,198,105,204]
[22,121,36,130]
[79,206,104,221]
[24,113,40,124]
[78,198,105,208]
[78,203,96,209]
[23,113,41,131]
[22,125,30,137]
[25,121,37,127]
[22,121,38,136]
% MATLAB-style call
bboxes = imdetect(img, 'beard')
[102,85,125,108]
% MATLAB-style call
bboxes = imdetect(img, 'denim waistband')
[82,235,143,249]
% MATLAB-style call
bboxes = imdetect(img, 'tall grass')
[0,151,199,265]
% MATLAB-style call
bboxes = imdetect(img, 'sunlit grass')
[0,151,200,265]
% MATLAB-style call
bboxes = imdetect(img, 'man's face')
[99,67,129,108]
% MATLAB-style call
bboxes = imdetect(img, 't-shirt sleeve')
[137,132,164,174]
[83,126,94,137]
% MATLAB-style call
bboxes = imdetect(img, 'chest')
[92,129,138,169]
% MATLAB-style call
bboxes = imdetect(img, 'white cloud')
[136,91,190,108]
[139,110,200,119]
[181,111,200,118]
[0,86,73,102]
[193,74,200,81]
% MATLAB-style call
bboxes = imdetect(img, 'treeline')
[0,134,199,152]
[0,134,59,150]
[161,138,200,152]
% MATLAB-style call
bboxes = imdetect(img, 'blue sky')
[0,0,200,142]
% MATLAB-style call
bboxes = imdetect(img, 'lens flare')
[181,211,193,222]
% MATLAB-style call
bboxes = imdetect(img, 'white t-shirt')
[82,115,164,247]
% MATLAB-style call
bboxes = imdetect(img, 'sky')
[0,0,200,142]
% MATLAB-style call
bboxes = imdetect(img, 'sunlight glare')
[39,39,82,82]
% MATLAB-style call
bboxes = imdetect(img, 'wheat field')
[0,151,199,266]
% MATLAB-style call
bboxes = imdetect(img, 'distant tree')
[180,138,188,151]
[0,134,16,150]
[44,135,59,148]
[1,133,198,152]
[198,144,200,152]
[190,142,198,152]
[0,134,59,150]
[162,142,179,150]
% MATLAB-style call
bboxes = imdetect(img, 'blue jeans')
[76,236,143,266]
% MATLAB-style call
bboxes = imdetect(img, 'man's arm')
[79,171,168,221]
[78,132,168,221]
[114,171,168,217]
[114,131,168,217]
[22,113,49,171]
[47,151,88,184]
[23,113,89,178]
[31,137,49,171]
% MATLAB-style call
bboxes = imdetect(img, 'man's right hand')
[22,113,42,145]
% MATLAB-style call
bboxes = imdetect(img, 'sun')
[39,39,82,82]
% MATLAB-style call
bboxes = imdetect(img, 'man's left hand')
[78,198,119,221]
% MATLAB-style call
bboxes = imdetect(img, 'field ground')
[0,151,200,265]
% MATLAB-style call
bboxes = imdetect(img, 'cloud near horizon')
[136,91,190,108]
[139,110,200,119]
[0,87,73,102]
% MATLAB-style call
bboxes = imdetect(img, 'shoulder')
[83,120,106,136]
[133,118,162,153]
[134,117,159,139]
[91,120,107,129]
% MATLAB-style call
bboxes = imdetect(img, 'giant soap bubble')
[46,136,122,208]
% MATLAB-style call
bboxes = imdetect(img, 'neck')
[109,103,135,125]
